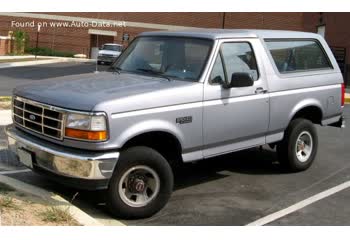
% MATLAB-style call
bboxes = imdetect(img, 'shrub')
[25,47,75,58]
[13,30,29,55]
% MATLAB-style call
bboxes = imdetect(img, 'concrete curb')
[0,110,12,126]
[0,174,103,226]
[0,57,95,69]
[345,93,350,104]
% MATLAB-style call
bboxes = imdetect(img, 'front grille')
[13,97,64,140]
[102,54,115,57]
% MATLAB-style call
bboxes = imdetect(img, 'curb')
[0,110,12,126]
[345,93,350,104]
[0,174,103,226]
[0,57,95,69]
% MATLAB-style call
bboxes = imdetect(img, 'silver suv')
[6,29,346,219]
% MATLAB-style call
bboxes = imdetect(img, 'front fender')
[115,119,185,149]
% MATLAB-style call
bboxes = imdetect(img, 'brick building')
[0,12,349,85]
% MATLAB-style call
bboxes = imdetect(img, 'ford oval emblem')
[29,114,36,121]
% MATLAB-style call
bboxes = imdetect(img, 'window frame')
[208,41,261,85]
[264,38,334,75]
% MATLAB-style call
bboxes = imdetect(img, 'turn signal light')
[65,128,107,141]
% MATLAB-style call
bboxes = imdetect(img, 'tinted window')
[103,45,122,51]
[221,42,259,81]
[265,40,332,73]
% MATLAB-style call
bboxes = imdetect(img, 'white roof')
[140,29,321,40]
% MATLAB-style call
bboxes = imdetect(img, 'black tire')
[277,118,318,172]
[107,146,174,219]
[97,61,102,65]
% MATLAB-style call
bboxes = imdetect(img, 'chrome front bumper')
[6,124,119,180]
[97,56,117,63]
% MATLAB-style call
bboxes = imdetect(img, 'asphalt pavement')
[0,62,109,96]
[0,62,350,225]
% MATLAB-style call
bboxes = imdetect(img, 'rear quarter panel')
[258,35,344,136]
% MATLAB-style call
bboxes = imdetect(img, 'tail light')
[341,83,345,106]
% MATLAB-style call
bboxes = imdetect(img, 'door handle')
[255,87,268,94]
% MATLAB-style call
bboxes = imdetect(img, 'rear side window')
[265,40,332,73]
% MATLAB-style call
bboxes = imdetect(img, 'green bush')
[13,30,29,55]
[25,47,75,58]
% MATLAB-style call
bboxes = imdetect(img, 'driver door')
[202,39,269,158]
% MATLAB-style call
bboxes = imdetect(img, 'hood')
[98,49,121,56]
[14,72,203,112]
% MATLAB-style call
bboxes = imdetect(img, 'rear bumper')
[6,124,119,189]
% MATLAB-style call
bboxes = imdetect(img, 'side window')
[209,54,226,84]
[265,39,332,73]
[221,42,259,81]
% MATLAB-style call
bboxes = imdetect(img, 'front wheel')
[277,118,318,172]
[107,146,173,219]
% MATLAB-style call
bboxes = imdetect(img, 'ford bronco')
[6,29,345,219]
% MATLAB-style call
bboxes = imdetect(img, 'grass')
[39,206,75,224]
[0,58,52,63]
[0,96,12,110]
[0,196,19,210]
[0,96,12,102]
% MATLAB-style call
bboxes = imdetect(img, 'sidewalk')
[0,110,104,226]
[0,56,94,69]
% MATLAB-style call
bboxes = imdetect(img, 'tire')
[107,146,174,219]
[277,118,318,172]
[97,61,103,65]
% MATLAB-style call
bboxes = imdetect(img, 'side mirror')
[225,72,254,88]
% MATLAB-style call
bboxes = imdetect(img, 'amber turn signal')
[65,128,107,141]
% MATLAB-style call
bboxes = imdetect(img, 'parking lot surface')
[0,62,109,96]
[0,62,350,225]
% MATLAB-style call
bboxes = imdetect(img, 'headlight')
[65,113,107,141]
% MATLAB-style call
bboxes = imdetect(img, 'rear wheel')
[277,118,318,172]
[107,146,173,219]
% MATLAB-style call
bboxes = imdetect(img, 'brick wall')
[304,13,350,86]
[0,13,306,56]
[0,37,11,55]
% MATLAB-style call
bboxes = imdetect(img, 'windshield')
[113,37,213,81]
[103,45,122,51]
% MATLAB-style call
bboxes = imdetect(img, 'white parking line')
[0,169,31,175]
[247,180,350,226]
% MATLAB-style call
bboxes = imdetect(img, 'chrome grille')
[102,54,114,57]
[12,96,64,140]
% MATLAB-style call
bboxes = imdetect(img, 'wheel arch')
[120,128,184,167]
[289,99,324,125]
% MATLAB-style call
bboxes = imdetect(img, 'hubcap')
[295,131,313,163]
[118,165,160,208]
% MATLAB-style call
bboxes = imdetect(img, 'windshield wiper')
[136,68,171,81]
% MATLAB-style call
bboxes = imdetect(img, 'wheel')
[277,118,318,172]
[97,61,102,65]
[107,146,174,219]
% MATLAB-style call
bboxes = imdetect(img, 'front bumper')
[6,124,119,188]
[97,55,117,63]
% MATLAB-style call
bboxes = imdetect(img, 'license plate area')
[17,148,34,168]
